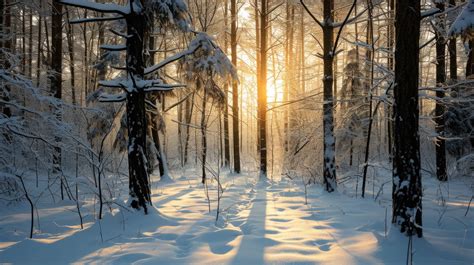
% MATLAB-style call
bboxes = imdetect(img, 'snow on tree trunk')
[51,1,63,174]
[126,8,151,213]
[392,0,422,237]
[322,0,336,192]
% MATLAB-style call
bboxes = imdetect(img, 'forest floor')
[0,166,473,264]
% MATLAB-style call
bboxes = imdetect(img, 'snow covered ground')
[0,167,473,264]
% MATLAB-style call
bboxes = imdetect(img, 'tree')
[257,0,268,179]
[50,0,63,197]
[433,0,448,182]
[231,0,241,173]
[59,0,235,213]
[392,0,422,237]
[58,0,190,214]
[223,0,230,168]
[301,0,357,192]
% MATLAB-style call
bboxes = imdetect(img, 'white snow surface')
[448,0,474,37]
[0,168,473,264]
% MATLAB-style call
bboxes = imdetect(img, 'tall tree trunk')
[28,8,33,78]
[300,6,305,93]
[201,92,207,184]
[231,0,241,173]
[467,40,474,147]
[66,10,76,104]
[258,0,268,178]
[222,1,230,168]
[21,7,25,74]
[150,114,165,176]
[435,2,447,182]
[322,0,336,192]
[448,0,457,82]
[284,2,294,152]
[392,0,422,237]
[51,1,63,175]
[36,0,42,87]
[184,95,194,165]
[467,40,474,78]
[387,0,394,161]
[361,0,374,198]
[1,0,12,120]
[125,6,150,213]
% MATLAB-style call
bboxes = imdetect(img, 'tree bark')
[231,0,241,173]
[125,7,150,213]
[66,9,76,104]
[201,92,207,183]
[435,2,447,182]
[322,0,336,192]
[392,0,422,237]
[223,0,231,168]
[1,0,12,120]
[448,0,457,82]
[387,0,394,161]
[51,1,63,174]
[36,0,42,87]
[467,40,474,78]
[284,2,294,152]
[257,0,268,178]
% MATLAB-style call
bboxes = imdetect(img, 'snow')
[448,0,474,37]
[58,0,130,15]
[1,167,472,264]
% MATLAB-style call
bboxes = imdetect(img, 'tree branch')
[57,0,129,16]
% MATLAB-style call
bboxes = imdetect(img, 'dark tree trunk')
[466,41,474,148]
[257,0,268,178]
[126,8,150,213]
[66,10,76,104]
[361,0,374,198]
[322,0,336,192]
[184,94,195,165]
[201,92,207,184]
[387,0,394,161]
[467,40,474,78]
[36,0,42,87]
[448,0,457,82]
[51,1,62,174]
[435,2,447,182]
[150,113,164,176]
[21,7,25,74]
[0,0,12,122]
[392,0,422,237]
[28,9,33,78]
[222,0,230,168]
[231,0,241,173]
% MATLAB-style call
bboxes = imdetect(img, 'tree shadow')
[231,183,268,265]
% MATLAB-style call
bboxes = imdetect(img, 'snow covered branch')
[57,0,130,16]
